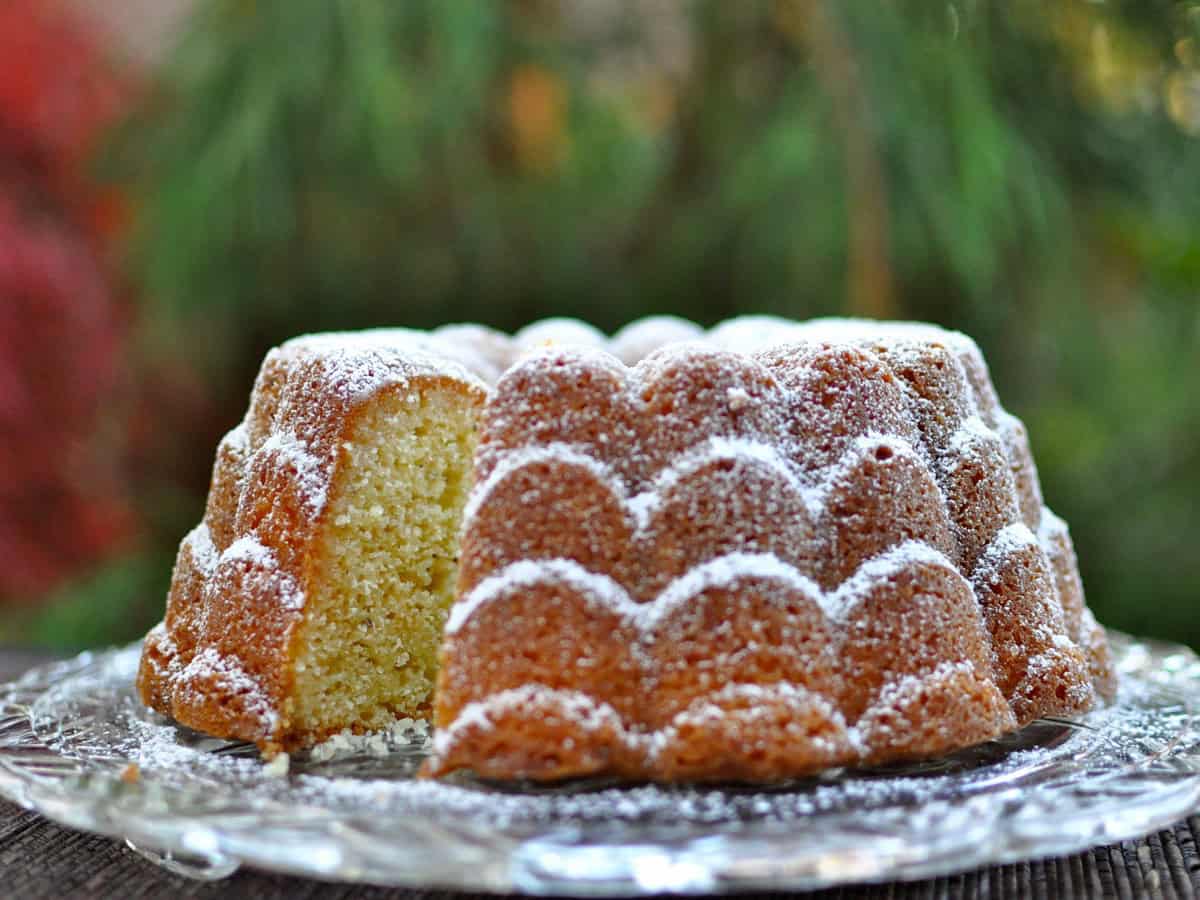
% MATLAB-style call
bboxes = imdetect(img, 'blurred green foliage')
[18,553,170,651]
[51,0,1200,648]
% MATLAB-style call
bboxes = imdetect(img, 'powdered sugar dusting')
[462,443,624,529]
[176,646,279,732]
[610,315,706,364]
[651,553,827,621]
[707,315,808,353]
[258,429,330,514]
[434,686,631,758]
[450,549,867,642]
[183,523,218,576]
[1037,508,1072,546]
[948,415,995,452]
[632,436,812,528]
[278,329,490,401]
[436,538,1016,775]
[515,318,609,353]
[446,559,638,635]
[832,541,957,607]
[220,534,276,569]
[654,682,862,762]
[221,421,250,457]
[972,522,1040,589]
[214,534,305,612]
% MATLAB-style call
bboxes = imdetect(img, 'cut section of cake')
[137,330,488,753]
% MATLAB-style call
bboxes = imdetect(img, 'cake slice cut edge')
[137,334,487,755]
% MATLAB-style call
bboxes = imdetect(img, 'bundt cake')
[137,316,1115,781]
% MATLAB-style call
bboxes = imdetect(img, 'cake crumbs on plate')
[307,717,431,763]
[263,752,290,777]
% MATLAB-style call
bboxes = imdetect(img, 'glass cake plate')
[1,631,1198,894]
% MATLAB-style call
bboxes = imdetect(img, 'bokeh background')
[1,0,1197,650]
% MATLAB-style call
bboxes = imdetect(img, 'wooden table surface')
[2,649,1198,900]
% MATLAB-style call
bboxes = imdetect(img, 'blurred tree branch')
[786,0,895,319]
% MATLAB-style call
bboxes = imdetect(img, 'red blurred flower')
[0,0,138,600]
[0,0,134,240]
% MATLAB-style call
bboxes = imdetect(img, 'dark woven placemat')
[2,798,1197,900]
[2,649,1196,899]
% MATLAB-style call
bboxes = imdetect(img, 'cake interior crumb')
[288,384,478,742]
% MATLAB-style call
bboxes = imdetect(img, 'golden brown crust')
[640,453,819,599]
[818,439,957,589]
[430,318,1113,782]
[138,332,487,752]
[972,529,1093,723]
[759,343,919,470]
